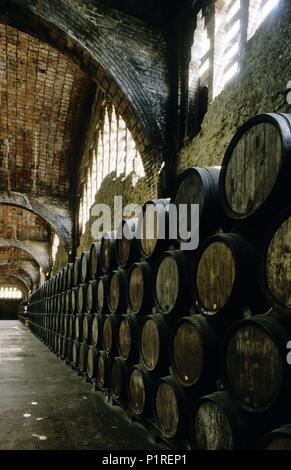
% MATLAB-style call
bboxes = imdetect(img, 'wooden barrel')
[91,313,104,348]
[102,314,120,354]
[221,313,291,414]
[61,336,68,359]
[96,276,109,314]
[65,290,71,314]
[82,313,93,343]
[127,262,154,315]
[61,292,66,314]
[56,293,62,314]
[79,342,88,373]
[75,314,83,341]
[261,425,291,450]
[73,255,82,286]
[170,314,219,389]
[87,346,98,379]
[260,207,291,315]
[89,242,101,279]
[97,350,112,389]
[66,338,72,361]
[68,315,75,339]
[80,250,91,283]
[60,267,67,292]
[66,263,73,289]
[100,231,118,273]
[173,166,221,241]
[110,357,131,400]
[154,375,187,439]
[139,313,171,373]
[55,272,61,294]
[107,269,128,314]
[63,314,69,338]
[118,314,140,362]
[86,280,97,313]
[137,198,171,259]
[155,250,192,315]
[70,287,77,314]
[219,113,291,220]
[71,340,80,366]
[193,233,259,320]
[77,283,87,314]
[116,218,139,268]
[128,364,155,416]
[192,392,247,450]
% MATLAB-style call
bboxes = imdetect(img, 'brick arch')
[0,0,167,160]
[0,239,49,270]
[0,264,33,290]
[0,261,39,284]
[0,193,72,247]
[0,276,30,299]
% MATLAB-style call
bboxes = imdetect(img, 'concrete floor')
[0,321,164,450]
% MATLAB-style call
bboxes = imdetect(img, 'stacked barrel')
[28,112,291,450]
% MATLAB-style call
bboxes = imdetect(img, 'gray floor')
[0,321,164,450]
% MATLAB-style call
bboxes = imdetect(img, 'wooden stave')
[87,345,98,379]
[80,250,91,283]
[96,350,112,390]
[86,279,98,313]
[91,313,104,348]
[260,424,291,450]
[191,391,248,450]
[220,313,291,416]
[89,242,101,279]
[139,313,172,373]
[154,374,188,439]
[192,232,261,324]
[260,206,291,315]
[73,255,82,287]
[117,314,141,363]
[128,364,156,417]
[137,198,172,260]
[172,166,223,242]
[107,269,128,315]
[170,314,219,390]
[100,231,118,273]
[102,314,121,355]
[127,261,155,315]
[82,313,93,344]
[219,113,291,221]
[154,249,192,316]
[115,218,140,269]
[110,356,131,400]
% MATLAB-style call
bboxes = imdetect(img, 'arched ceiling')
[0,205,49,241]
[0,23,95,198]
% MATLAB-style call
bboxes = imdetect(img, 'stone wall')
[177,0,291,173]
[77,173,150,254]
[52,240,69,275]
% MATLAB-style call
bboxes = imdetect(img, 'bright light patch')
[262,0,279,20]
[0,287,22,299]
[199,59,210,78]
[224,62,239,84]
[227,0,241,22]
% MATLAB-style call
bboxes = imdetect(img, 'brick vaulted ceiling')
[0,23,95,198]
[0,23,95,293]
[0,205,49,241]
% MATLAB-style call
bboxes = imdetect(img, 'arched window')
[79,103,145,234]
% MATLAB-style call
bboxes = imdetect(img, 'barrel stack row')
[29,112,291,450]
